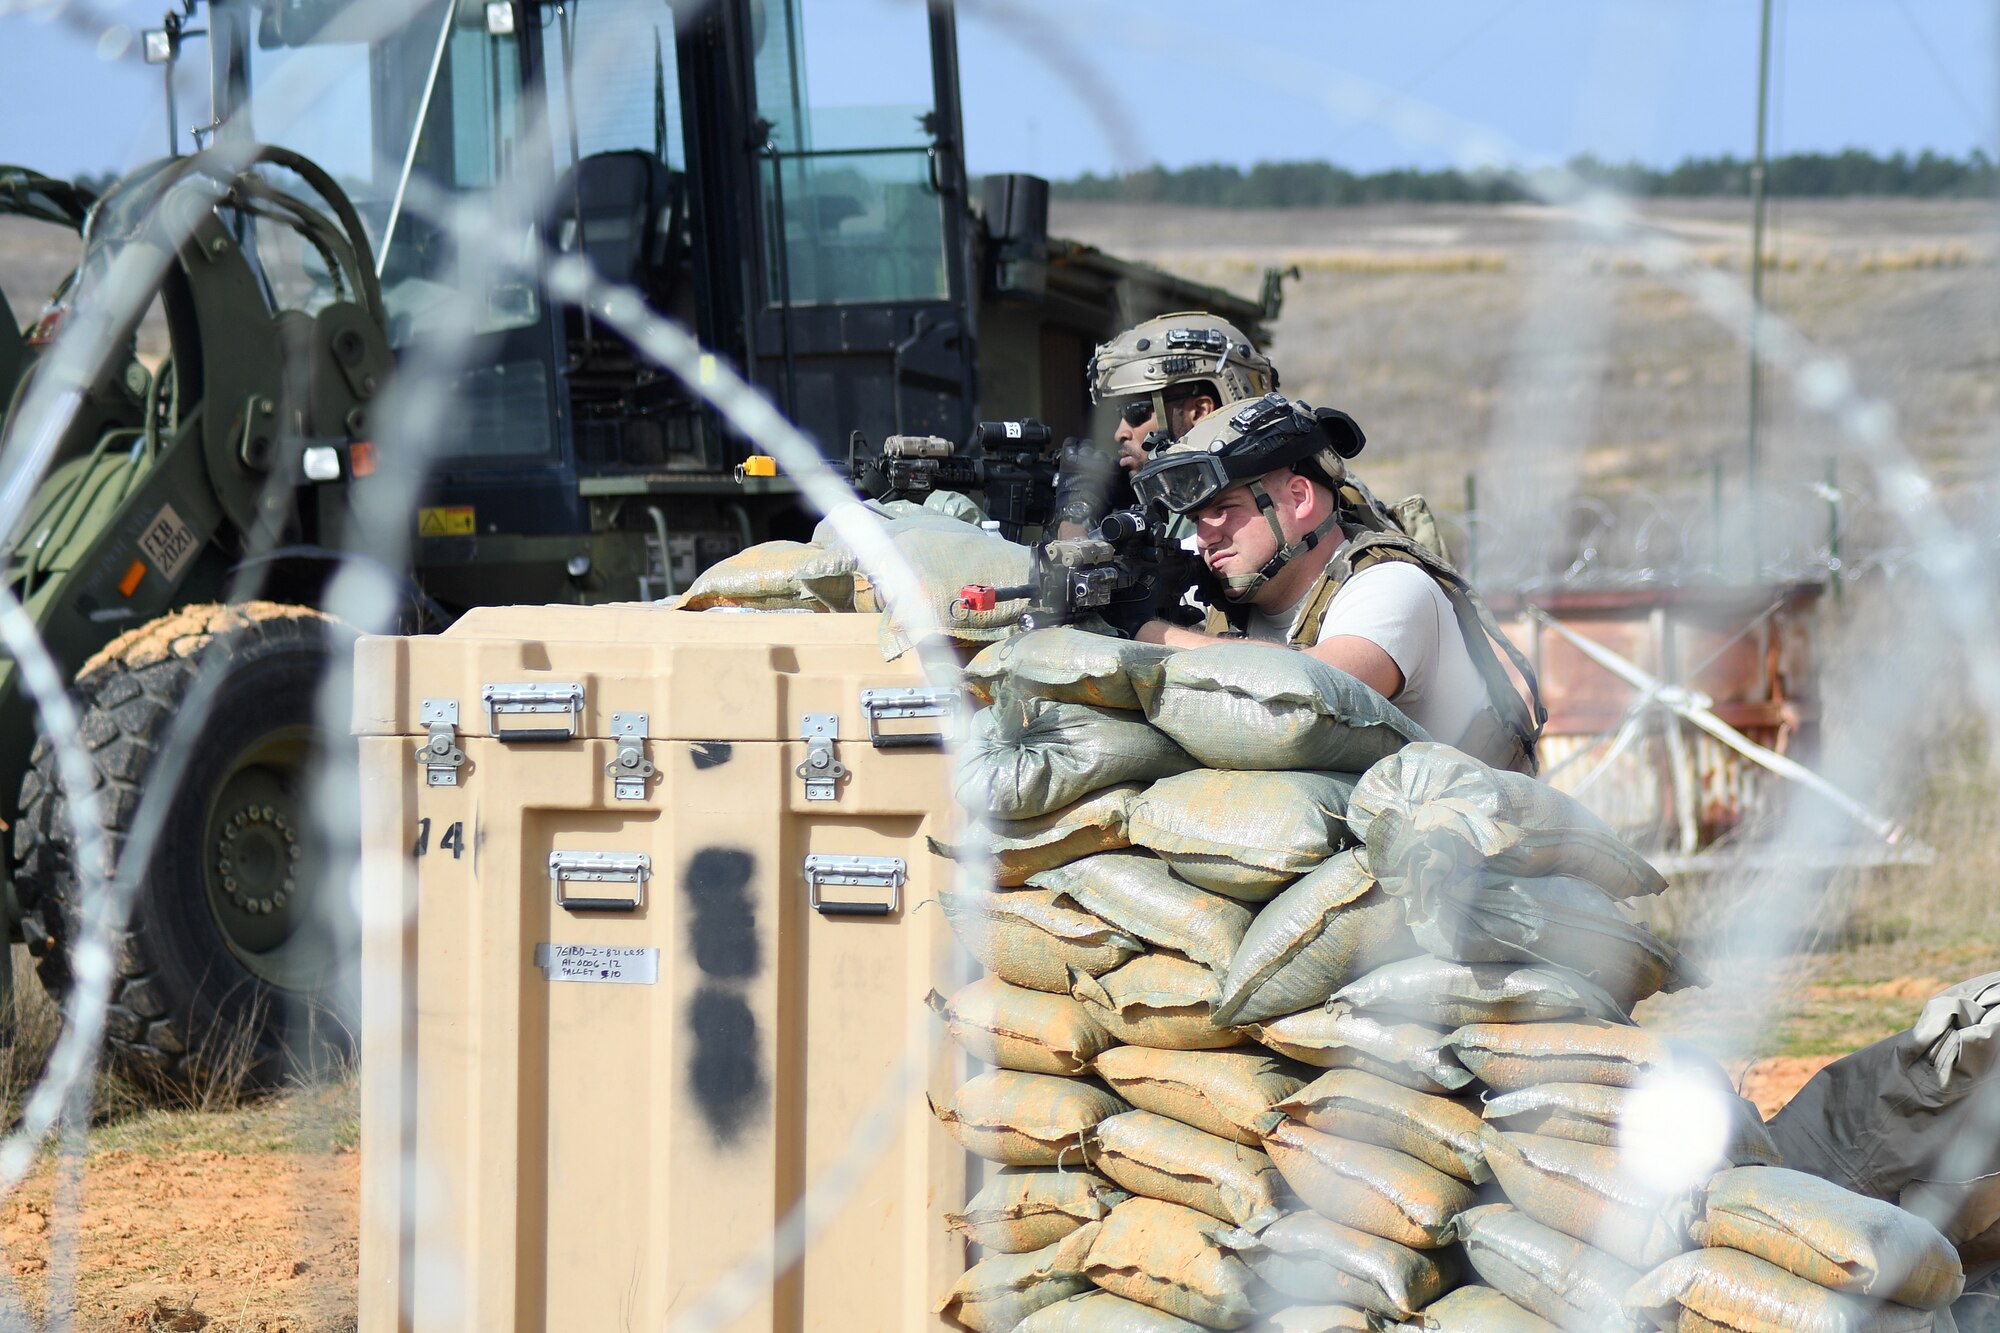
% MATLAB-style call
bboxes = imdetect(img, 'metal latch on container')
[416,699,466,786]
[795,712,847,801]
[482,682,584,742]
[604,712,657,801]
[803,854,905,917]
[549,850,651,911]
[859,686,958,749]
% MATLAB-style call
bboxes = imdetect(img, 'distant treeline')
[1052,150,2000,208]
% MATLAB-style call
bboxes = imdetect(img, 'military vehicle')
[0,0,1275,1084]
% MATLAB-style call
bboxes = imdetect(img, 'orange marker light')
[349,442,377,477]
[119,560,146,597]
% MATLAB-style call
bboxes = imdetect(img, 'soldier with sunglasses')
[1052,312,1278,536]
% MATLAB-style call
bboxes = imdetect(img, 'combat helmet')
[1132,392,1365,601]
[1087,311,1277,439]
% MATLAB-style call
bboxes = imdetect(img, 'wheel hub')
[200,728,320,982]
[213,803,303,916]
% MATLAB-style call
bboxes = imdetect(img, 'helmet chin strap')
[1221,479,1342,603]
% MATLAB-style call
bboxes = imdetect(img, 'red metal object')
[1488,582,1823,851]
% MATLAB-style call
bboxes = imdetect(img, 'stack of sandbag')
[933,631,1969,1332]
[1625,1165,1966,1332]
[939,639,1437,1330]
[1218,740,1691,1329]
[677,496,1030,656]
[926,974,1135,1331]
[1318,743,1724,1328]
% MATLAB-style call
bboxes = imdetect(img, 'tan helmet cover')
[1088,311,1277,409]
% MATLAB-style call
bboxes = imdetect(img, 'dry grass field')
[1055,198,2000,557]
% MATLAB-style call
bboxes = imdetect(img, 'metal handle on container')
[484,682,584,742]
[803,854,904,917]
[859,687,957,750]
[550,850,650,911]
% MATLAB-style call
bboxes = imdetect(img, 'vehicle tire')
[13,602,353,1090]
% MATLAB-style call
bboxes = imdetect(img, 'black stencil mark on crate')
[689,741,733,769]
[688,988,767,1146]
[683,847,759,979]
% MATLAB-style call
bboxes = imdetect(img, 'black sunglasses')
[1119,400,1155,428]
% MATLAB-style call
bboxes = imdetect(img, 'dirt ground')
[0,1146,357,1332]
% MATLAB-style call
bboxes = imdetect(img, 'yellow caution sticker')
[416,504,474,536]
[418,506,476,537]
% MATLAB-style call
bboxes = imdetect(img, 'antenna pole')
[1746,0,1774,575]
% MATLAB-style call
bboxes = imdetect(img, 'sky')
[0,0,1991,183]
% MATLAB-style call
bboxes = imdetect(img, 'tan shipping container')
[354,604,972,1330]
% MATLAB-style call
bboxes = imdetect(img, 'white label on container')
[533,943,659,985]
[1004,421,1023,438]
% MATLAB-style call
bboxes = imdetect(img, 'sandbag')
[1250,1003,1472,1094]
[678,539,856,610]
[1144,642,1428,772]
[1276,1069,1489,1183]
[935,1222,1099,1332]
[1448,1019,1706,1095]
[939,887,1141,993]
[1093,1046,1308,1146]
[1350,742,1667,901]
[1263,1121,1476,1249]
[1399,873,1696,1005]
[835,515,1033,655]
[808,493,981,547]
[927,977,1116,1076]
[1253,1306,1373,1332]
[965,628,1174,711]
[1014,1290,1213,1332]
[1391,1285,1565,1332]
[944,1166,1130,1253]
[979,783,1140,886]
[1482,1082,1783,1165]
[1085,1197,1269,1329]
[1212,850,1420,1026]
[1452,1202,1641,1331]
[1694,1166,1965,1310]
[1031,851,1252,973]
[1094,1111,1286,1231]
[1232,1210,1457,1317]
[1479,1128,1688,1269]
[1070,954,1246,1051]
[929,1069,1129,1167]
[1335,955,1629,1028]
[1126,770,1360,900]
[957,697,1195,820]
[1623,1247,1938,1333]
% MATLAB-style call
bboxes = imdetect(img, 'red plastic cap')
[957,584,998,612]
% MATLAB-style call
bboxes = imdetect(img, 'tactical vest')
[1203,492,1546,775]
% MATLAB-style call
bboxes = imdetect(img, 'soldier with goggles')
[1128,392,1546,775]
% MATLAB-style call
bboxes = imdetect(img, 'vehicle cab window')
[750,0,949,306]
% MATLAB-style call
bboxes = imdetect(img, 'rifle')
[954,506,1206,633]
[845,420,1071,542]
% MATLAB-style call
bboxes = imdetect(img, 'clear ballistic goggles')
[1131,451,1235,515]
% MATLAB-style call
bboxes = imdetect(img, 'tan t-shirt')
[1244,558,1487,747]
